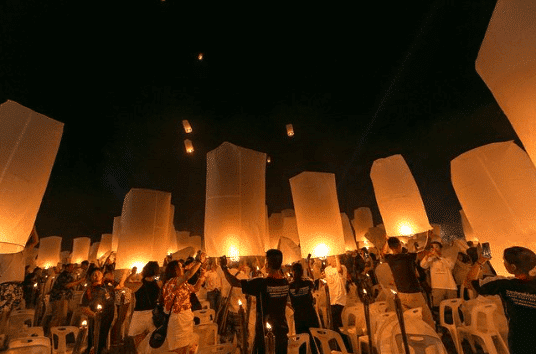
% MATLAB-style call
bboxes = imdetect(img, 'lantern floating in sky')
[204,142,267,257]
[267,156,271,163]
[0,100,63,254]
[97,234,113,260]
[290,171,346,258]
[36,236,62,269]
[352,207,374,245]
[341,213,357,251]
[184,139,194,154]
[451,141,536,275]
[370,154,432,237]
[115,188,172,269]
[476,0,536,168]
[198,53,203,61]
[71,237,91,264]
[182,120,192,133]
[286,124,294,137]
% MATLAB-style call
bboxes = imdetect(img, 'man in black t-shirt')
[468,246,536,354]
[221,249,289,354]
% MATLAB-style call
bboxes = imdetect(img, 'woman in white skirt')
[163,253,206,354]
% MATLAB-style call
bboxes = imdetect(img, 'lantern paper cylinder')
[352,207,373,243]
[0,100,63,254]
[88,242,100,263]
[112,216,121,252]
[282,213,300,246]
[370,154,432,236]
[460,210,478,242]
[431,224,442,242]
[97,234,113,259]
[167,205,178,254]
[286,124,294,137]
[184,139,194,153]
[182,120,192,133]
[341,213,357,251]
[451,141,536,275]
[36,236,62,269]
[365,227,387,250]
[268,213,284,250]
[176,230,190,249]
[476,0,536,168]
[172,247,195,261]
[264,205,270,251]
[278,236,301,265]
[290,171,346,258]
[204,142,267,257]
[71,237,91,264]
[116,188,172,269]
[176,231,202,252]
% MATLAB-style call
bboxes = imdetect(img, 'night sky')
[0,1,517,250]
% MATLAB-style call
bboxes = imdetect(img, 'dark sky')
[0,1,517,250]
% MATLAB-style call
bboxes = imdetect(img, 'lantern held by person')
[290,171,346,258]
[71,237,91,264]
[112,216,121,252]
[460,210,478,242]
[451,141,536,275]
[352,207,374,245]
[88,242,100,263]
[0,100,63,254]
[204,142,267,257]
[370,154,432,237]
[36,236,62,269]
[341,213,357,251]
[97,234,113,259]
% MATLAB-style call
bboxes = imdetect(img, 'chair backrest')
[471,302,499,333]
[439,298,464,327]
[370,301,387,314]
[309,328,349,354]
[50,326,79,354]
[286,307,295,336]
[8,336,51,352]
[193,308,216,325]
[404,307,423,320]
[8,312,34,330]
[194,323,218,347]
[340,305,360,331]
[288,333,310,354]
[197,343,237,354]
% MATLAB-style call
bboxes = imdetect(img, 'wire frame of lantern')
[184,139,194,153]
[286,124,294,137]
[182,120,192,133]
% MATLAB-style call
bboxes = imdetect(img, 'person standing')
[49,263,85,327]
[220,249,290,354]
[322,254,347,333]
[204,261,222,311]
[220,262,249,353]
[420,241,457,308]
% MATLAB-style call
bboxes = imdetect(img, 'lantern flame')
[97,304,102,311]
[198,53,203,60]
[399,224,414,236]
[33,283,37,288]
[312,243,330,258]
[229,246,240,262]
[266,322,272,330]
[182,120,192,133]
[184,139,194,154]
[81,320,87,327]
[390,288,398,295]
[238,299,242,306]
[363,288,367,294]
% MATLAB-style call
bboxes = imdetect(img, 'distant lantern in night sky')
[286,124,294,137]
[198,53,203,61]
[71,237,91,264]
[371,154,432,237]
[267,156,271,163]
[452,141,536,275]
[352,207,374,244]
[184,139,194,153]
[182,120,192,133]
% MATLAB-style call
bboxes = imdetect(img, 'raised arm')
[219,256,242,288]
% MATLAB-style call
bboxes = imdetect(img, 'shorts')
[128,310,155,336]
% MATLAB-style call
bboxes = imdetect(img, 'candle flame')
[363,288,367,294]
[97,304,102,311]
[390,288,398,295]
[238,299,242,306]
[229,246,240,262]
[198,53,203,60]
[81,320,87,326]
[266,322,272,330]
[33,283,37,288]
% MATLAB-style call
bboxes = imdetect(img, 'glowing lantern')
[112,216,120,252]
[267,156,271,163]
[268,213,284,250]
[97,234,113,260]
[115,188,172,269]
[71,237,90,264]
[171,246,195,261]
[460,210,478,242]
[281,209,300,246]
[198,53,203,61]
[166,205,179,254]
[364,226,387,250]
[341,213,357,251]
[184,139,194,154]
[176,231,202,252]
[0,100,63,254]
[476,0,536,168]
[286,124,294,137]
[289,171,346,258]
[352,207,373,244]
[88,242,100,263]
[204,142,267,257]
[370,154,432,236]
[60,251,71,264]
[36,236,62,269]
[182,120,192,133]
[451,141,536,275]
[278,236,301,265]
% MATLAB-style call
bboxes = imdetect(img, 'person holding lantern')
[321,254,347,335]
[220,249,290,354]
[420,241,457,308]
[220,261,249,352]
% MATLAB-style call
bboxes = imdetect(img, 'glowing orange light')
[184,139,194,153]
[198,53,203,61]
[286,124,294,137]
[182,120,192,133]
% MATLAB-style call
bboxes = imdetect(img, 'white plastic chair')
[50,326,79,354]
[199,300,211,310]
[288,333,310,354]
[193,308,216,325]
[194,323,219,347]
[8,310,35,328]
[457,302,509,354]
[197,343,238,354]
[312,291,327,328]
[9,327,45,342]
[7,336,51,354]
[439,298,464,354]
[339,305,364,353]
[309,328,349,354]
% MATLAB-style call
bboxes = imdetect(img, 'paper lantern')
[176,231,202,252]
[71,237,90,264]
[278,236,301,265]
[182,120,192,133]
[0,100,63,254]
[341,213,357,251]
[166,205,178,254]
[112,216,121,252]
[184,139,194,153]
[268,213,284,250]
[116,188,172,269]
[352,207,373,243]
[451,141,536,275]
[264,205,270,251]
[198,53,203,61]
[172,247,195,261]
[204,142,267,257]
[286,124,294,137]
[88,242,100,263]
[281,210,300,246]
[36,236,62,269]
[364,227,387,250]
[476,0,536,167]
[370,154,432,236]
[97,234,113,259]
[289,171,346,258]
[460,210,478,242]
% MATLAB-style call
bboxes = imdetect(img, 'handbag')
[144,281,166,327]
[149,294,177,349]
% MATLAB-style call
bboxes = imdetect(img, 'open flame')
[81,320,87,327]
[390,288,398,295]
[96,304,102,311]
[238,299,242,306]
[266,322,272,331]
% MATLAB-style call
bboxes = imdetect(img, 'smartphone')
[482,242,492,259]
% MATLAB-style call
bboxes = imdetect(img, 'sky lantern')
[286,124,294,137]
[278,236,301,265]
[176,231,203,252]
[370,154,432,237]
[111,216,120,252]
[476,0,536,168]
[204,142,267,257]
[198,53,203,61]
[341,213,357,251]
[172,247,195,261]
[268,213,284,250]
[184,139,194,154]
[281,209,300,246]
[0,100,63,254]
[182,120,192,133]
[166,205,179,254]
[97,234,113,259]
[460,210,478,242]
[451,141,536,275]
[352,207,374,245]
[116,188,172,269]
[290,171,346,258]
[71,237,91,264]
[36,236,62,269]
[88,242,100,263]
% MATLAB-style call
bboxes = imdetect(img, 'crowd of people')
[1,229,536,354]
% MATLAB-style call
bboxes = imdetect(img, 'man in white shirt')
[420,241,457,308]
[204,261,222,310]
[221,263,249,352]
[322,255,347,333]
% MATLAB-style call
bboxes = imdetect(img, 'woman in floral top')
[163,252,207,354]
